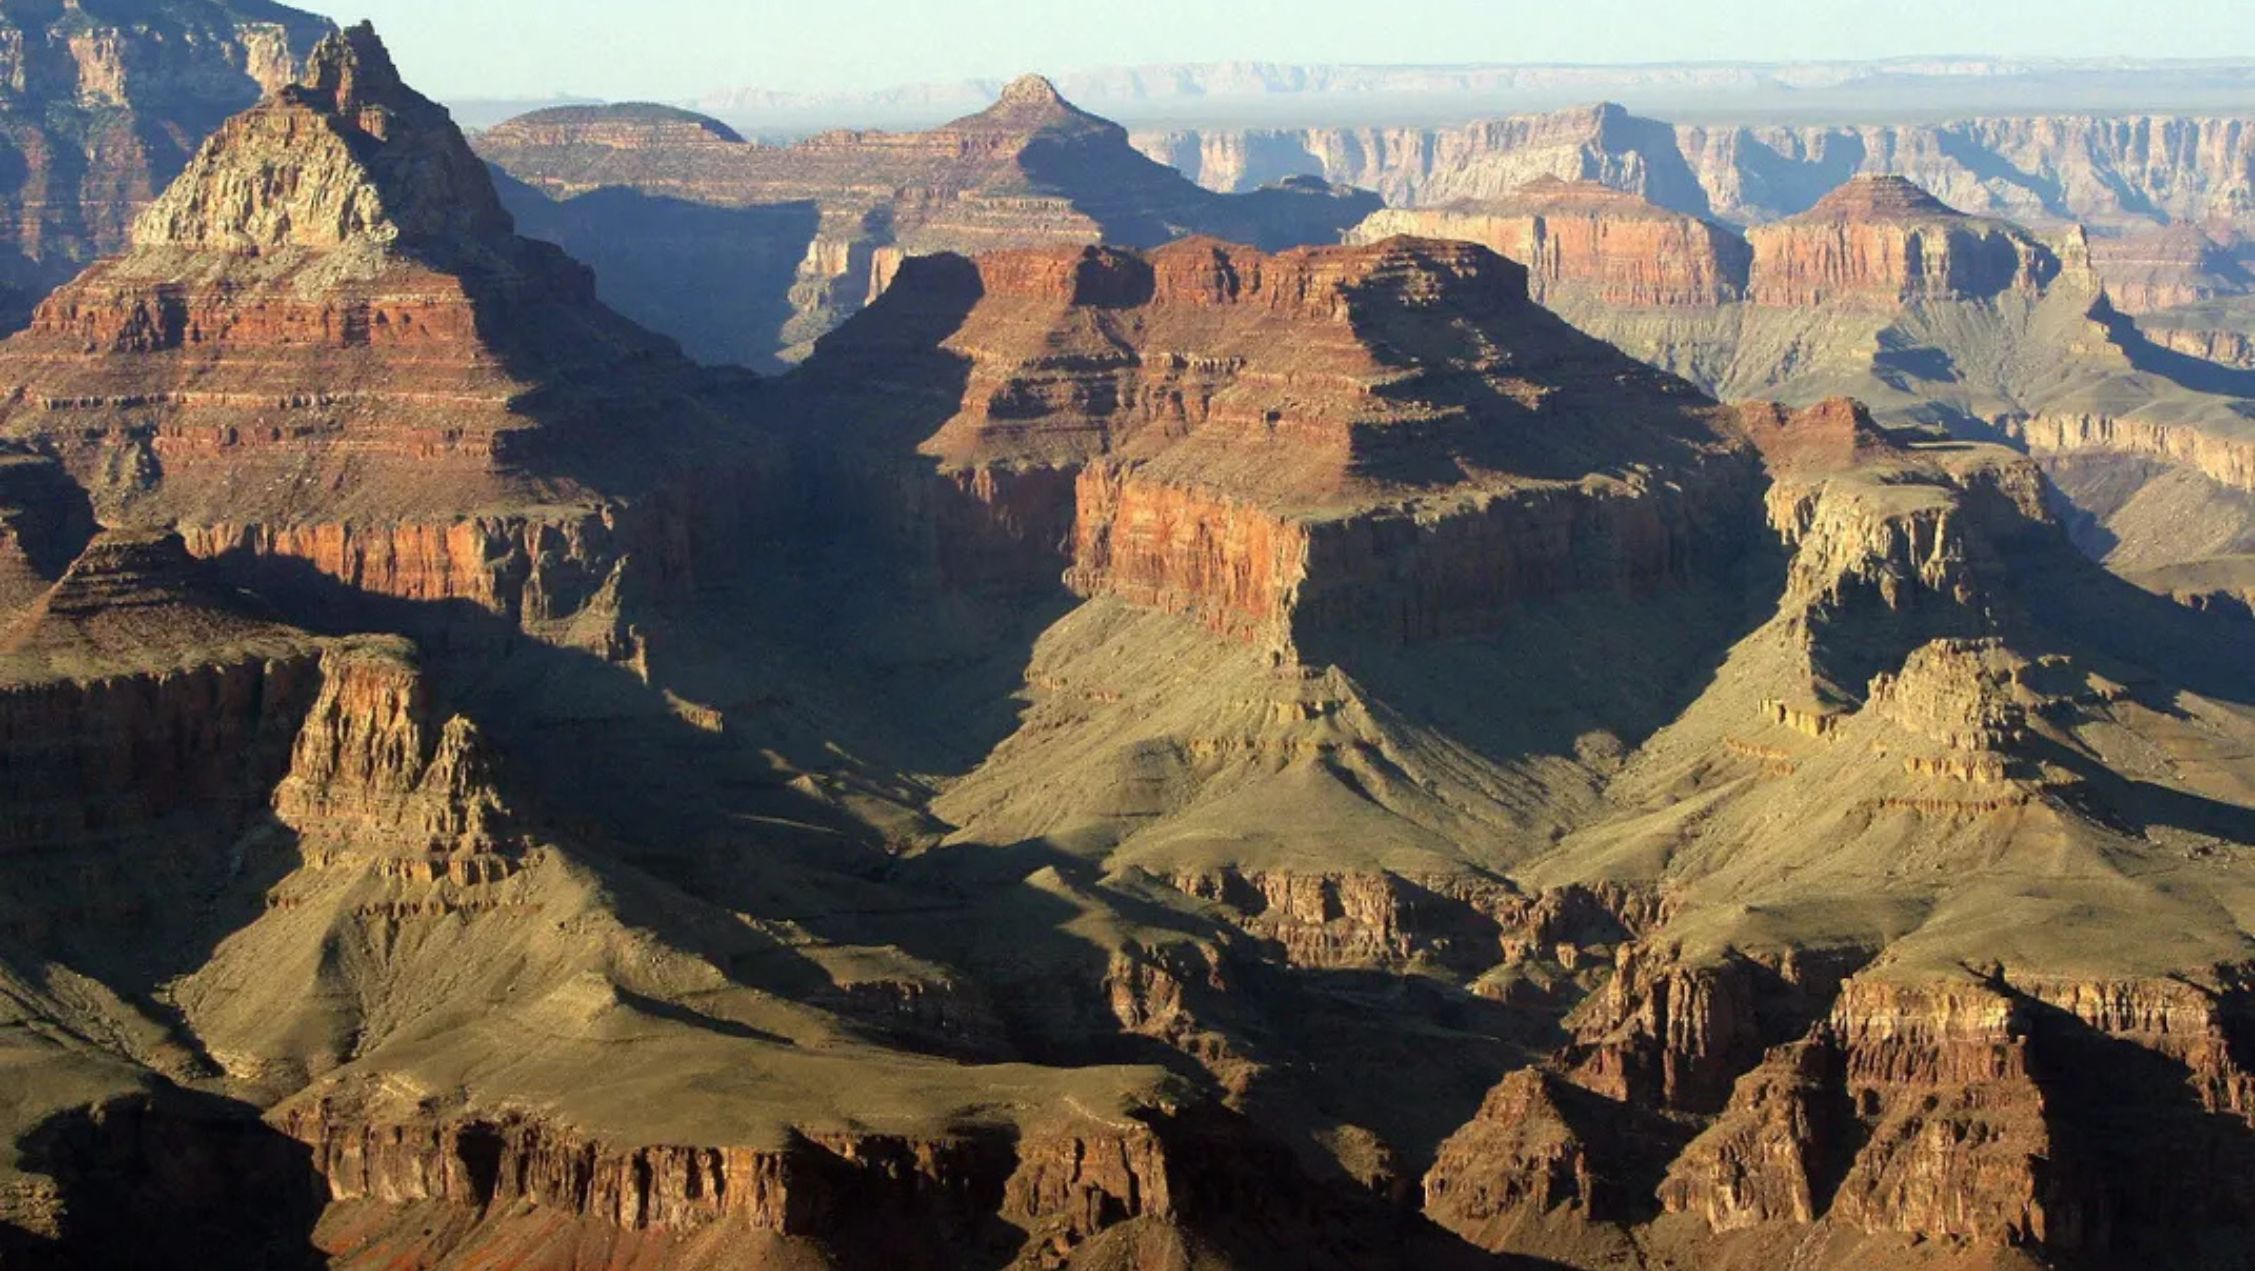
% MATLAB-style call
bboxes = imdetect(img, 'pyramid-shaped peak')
[948,71,1121,137]
[1803,175,1966,222]
[132,19,514,255]
[1000,73,1067,105]
[0,529,307,679]
[37,530,202,620]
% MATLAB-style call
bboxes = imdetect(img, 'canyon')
[0,15,2252,1271]
[474,79,1379,368]
[1348,173,2255,602]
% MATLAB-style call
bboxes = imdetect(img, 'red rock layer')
[1746,176,2063,308]
[475,77,1379,361]
[285,1103,1166,1249]
[0,2,331,322]
[800,234,1757,654]
[0,25,751,650]
[1349,178,1752,307]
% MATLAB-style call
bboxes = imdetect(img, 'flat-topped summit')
[1350,178,1752,307]
[486,102,746,145]
[1749,174,2061,306]
[797,232,1752,651]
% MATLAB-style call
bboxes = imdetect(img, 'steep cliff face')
[0,530,327,972]
[269,642,514,871]
[1650,970,2255,1260]
[0,1,332,328]
[284,1099,1169,1261]
[1139,103,1713,217]
[0,24,753,654]
[2143,321,2255,369]
[1338,173,2254,586]
[477,77,1379,366]
[2001,414,2255,495]
[1744,177,2062,308]
[1347,178,1751,307]
[1138,107,2255,236]
[793,233,1756,658]
[2084,225,2252,313]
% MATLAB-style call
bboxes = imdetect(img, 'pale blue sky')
[307,0,2255,101]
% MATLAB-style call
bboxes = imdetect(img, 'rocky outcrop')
[1422,1069,1648,1231]
[2002,412,2255,494]
[1655,970,2255,1257]
[1655,1040,1846,1230]
[1744,177,2062,308]
[0,25,750,656]
[0,531,327,958]
[0,1,332,327]
[1652,978,2062,1245]
[796,234,1757,656]
[1558,944,1866,1116]
[1160,869,1650,974]
[1767,440,2052,611]
[2143,322,2255,369]
[478,76,1379,365]
[1347,178,1751,307]
[279,1095,1195,1267]
[0,450,92,614]
[272,643,517,876]
[0,530,524,928]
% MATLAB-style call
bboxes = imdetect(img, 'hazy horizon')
[307,0,2255,103]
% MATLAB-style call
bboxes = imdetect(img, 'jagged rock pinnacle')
[297,20,411,119]
[131,18,515,253]
[998,73,1067,106]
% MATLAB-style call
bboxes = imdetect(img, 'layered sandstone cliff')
[1139,106,2255,236]
[0,24,752,654]
[477,77,1380,365]
[2084,225,2252,313]
[0,0,331,326]
[791,233,1757,658]
[1744,177,2062,308]
[1347,178,1750,307]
